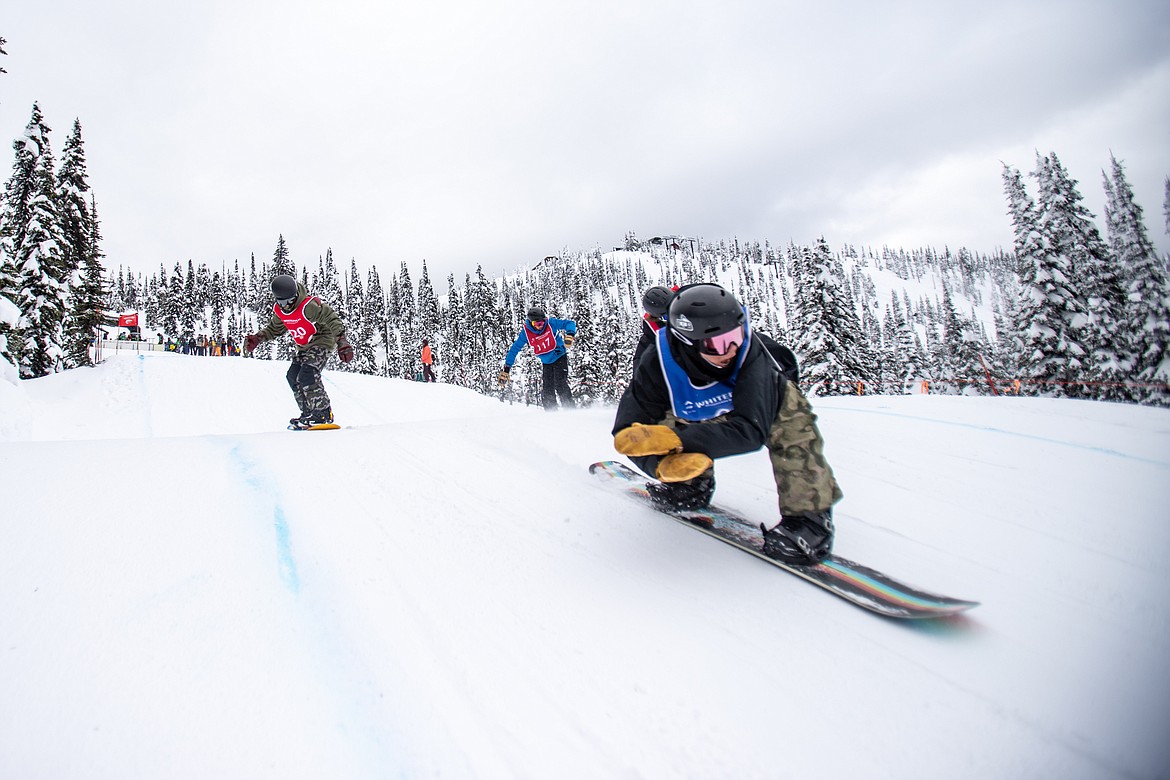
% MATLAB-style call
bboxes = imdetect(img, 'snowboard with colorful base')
[590,460,978,619]
[287,422,341,431]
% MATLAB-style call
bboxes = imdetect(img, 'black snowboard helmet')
[272,274,298,311]
[667,284,745,347]
[526,306,547,323]
[641,285,674,320]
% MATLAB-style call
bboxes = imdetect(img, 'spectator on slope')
[611,282,842,565]
[498,306,578,410]
[244,274,354,428]
[421,339,437,382]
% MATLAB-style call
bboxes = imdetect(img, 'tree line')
[2,92,1167,406]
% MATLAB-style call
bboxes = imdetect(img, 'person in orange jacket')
[421,339,436,382]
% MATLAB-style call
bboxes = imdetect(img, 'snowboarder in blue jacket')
[499,306,578,410]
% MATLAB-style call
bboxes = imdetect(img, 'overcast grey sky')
[3,0,1168,286]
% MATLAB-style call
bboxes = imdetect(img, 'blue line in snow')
[136,353,155,438]
[272,505,301,593]
[826,406,1170,469]
[228,444,301,594]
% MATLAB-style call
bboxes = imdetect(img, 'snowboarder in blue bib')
[499,306,578,410]
[611,283,842,565]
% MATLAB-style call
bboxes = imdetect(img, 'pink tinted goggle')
[699,326,744,356]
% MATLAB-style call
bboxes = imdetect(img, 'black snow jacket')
[613,330,794,478]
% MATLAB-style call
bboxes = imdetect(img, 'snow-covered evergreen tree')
[208,270,225,341]
[245,254,263,313]
[565,265,601,404]
[886,293,923,393]
[1104,155,1169,404]
[314,248,343,313]
[364,267,389,375]
[397,262,417,377]
[194,262,211,316]
[180,260,197,340]
[590,299,634,405]
[0,82,21,380]
[63,195,107,368]
[937,283,984,394]
[465,265,502,394]
[1034,152,1117,398]
[416,259,441,345]
[442,273,466,385]
[1164,177,1170,241]
[383,271,405,379]
[271,234,292,276]
[1003,162,1089,398]
[0,247,20,383]
[56,120,90,273]
[127,268,142,311]
[167,262,186,341]
[789,238,872,396]
[1,104,69,378]
[343,258,376,374]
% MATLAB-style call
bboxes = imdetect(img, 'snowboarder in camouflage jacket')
[244,274,354,428]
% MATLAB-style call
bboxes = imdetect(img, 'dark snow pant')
[422,363,436,382]
[541,356,576,410]
[286,346,332,414]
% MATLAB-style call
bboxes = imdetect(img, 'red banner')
[118,313,139,327]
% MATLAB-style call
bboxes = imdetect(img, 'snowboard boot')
[761,510,834,565]
[302,407,333,426]
[646,474,715,510]
[292,407,333,429]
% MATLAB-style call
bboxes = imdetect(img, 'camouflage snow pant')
[766,382,843,515]
[286,346,332,414]
[660,382,843,516]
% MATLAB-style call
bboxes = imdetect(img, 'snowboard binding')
[760,511,834,566]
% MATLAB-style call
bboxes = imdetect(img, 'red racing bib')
[524,322,558,356]
[274,297,319,346]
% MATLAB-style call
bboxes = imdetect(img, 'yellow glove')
[498,368,510,386]
[656,452,714,483]
[613,423,682,456]
[563,334,576,349]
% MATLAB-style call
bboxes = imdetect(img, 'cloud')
[2,0,1167,287]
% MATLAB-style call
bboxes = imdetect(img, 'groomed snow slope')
[1,349,1168,779]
